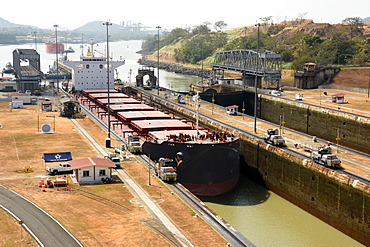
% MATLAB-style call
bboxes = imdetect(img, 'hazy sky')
[2,0,369,30]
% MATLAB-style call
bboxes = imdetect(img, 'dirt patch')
[332,67,370,88]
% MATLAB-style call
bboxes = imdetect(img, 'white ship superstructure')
[63,41,125,91]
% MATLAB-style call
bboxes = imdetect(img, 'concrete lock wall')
[240,138,370,246]
[259,95,370,154]
[139,89,370,246]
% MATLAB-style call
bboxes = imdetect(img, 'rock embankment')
[139,58,210,77]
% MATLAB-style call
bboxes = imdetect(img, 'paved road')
[0,185,82,247]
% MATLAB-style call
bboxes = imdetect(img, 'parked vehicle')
[104,153,121,168]
[155,158,177,182]
[270,90,281,96]
[263,128,285,147]
[110,157,121,168]
[311,146,341,168]
[126,135,142,153]
[46,163,72,174]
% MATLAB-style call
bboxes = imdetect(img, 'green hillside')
[142,19,370,70]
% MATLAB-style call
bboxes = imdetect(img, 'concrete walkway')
[113,169,194,247]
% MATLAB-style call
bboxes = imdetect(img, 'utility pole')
[103,21,112,148]
[254,23,263,133]
[53,24,59,94]
[156,26,161,94]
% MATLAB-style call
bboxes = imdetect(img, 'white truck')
[263,128,285,147]
[155,158,177,182]
[126,135,142,154]
[104,153,121,168]
[311,146,341,168]
[46,163,72,174]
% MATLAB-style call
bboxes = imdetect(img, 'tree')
[141,36,159,53]
[174,32,227,64]
[303,35,323,47]
[162,28,189,46]
[192,24,211,35]
[259,16,273,27]
[214,21,228,32]
[297,12,308,24]
[342,17,364,38]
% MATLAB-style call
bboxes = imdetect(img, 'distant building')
[7,92,37,105]
[294,63,341,89]
[0,79,16,92]
[13,49,42,93]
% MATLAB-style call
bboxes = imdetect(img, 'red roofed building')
[331,94,345,104]
[69,157,115,183]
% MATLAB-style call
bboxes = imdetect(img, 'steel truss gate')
[211,49,282,88]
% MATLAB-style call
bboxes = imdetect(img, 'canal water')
[0,40,363,246]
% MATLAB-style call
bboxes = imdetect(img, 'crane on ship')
[94,49,112,59]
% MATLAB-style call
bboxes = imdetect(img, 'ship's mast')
[86,39,98,57]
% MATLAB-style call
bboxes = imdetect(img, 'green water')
[200,176,364,247]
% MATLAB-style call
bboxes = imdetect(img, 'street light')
[243,27,248,88]
[156,26,161,94]
[34,31,37,50]
[201,34,204,84]
[103,21,112,148]
[53,24,59,94]
[254,23,262,133]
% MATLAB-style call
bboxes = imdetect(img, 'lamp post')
[254,23,262,133]
[34,31,37,50]
[243,27,248,88]
[81,34,84,56]
[201,35,204,84]
[103,21,112,147]
[156,26,161,94]
[53,24,59,94]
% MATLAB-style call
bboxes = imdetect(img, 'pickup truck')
[46,163,72,174]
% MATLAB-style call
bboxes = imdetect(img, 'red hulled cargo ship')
[45,36,64,54]
[75,89,240,196]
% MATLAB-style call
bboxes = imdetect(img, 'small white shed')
[331,94,345,104]
[69,157,115,183]
[226,105,238,115]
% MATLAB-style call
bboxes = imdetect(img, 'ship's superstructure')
[63,41,125,91]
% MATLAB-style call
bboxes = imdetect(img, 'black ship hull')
[142,138,240,196]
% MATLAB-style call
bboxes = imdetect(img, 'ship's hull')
[142,138,240,196]
[45,43,65,54]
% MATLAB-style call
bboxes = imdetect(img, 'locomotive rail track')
[139,89,370,184]
[74,188,132,213]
